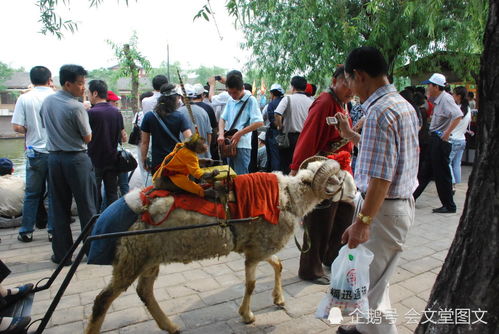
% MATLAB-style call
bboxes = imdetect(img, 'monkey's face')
[195,141,208,154]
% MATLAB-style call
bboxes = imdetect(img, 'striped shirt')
[354,84,419,198]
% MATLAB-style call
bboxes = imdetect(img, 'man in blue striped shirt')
[336,47,419,334]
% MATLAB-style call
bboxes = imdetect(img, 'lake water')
[0,111,136,178]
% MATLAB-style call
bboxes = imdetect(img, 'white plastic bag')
[316,244,374,321]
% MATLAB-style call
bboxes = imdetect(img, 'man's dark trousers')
[95,167,119,211]
[298,201,354,280]
[48,151,98,261]
[279,132,300,174]
[413,133,456,210]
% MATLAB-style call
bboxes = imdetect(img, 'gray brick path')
[0,167,471,333]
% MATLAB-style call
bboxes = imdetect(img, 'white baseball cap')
[270,83,285,95]
[193,83,205,97]
[421,73,446,87]
[183,84,197,98]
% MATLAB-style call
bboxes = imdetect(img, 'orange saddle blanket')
[141,173,280,225]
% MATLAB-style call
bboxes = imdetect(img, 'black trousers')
[413,134,456,210]
[298,201,355,280]
[95,167,119,211]
[48,152,98,261]
[279,132,300,174]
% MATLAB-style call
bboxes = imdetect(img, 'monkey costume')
[152,135,217,197]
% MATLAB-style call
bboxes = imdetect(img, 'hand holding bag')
[315,244,374,320]
[219,97,250,158]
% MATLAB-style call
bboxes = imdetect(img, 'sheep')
[85,158,356,334]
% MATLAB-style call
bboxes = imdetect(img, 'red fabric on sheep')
[140,173,281,225]
[232,173,280,224]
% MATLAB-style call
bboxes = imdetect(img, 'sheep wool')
[85,159,357,334]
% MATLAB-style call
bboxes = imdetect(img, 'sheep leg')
[239,259,258,324]
[137,265,179,334]
[85,270,138,334]
[266,255,285,306]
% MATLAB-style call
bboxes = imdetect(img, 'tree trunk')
[416,1,499,333]
[123,43,139,114]
[131,74,139,114]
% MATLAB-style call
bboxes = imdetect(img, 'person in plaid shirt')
[336,47,419,334]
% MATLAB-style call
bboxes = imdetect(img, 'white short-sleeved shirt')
[11,86,54,153]
[274,92,313,133]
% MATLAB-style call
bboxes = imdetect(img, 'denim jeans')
[449,139,466,184]
[48,152,98,261]
[230,148,251,175]
[19,151,52,234]
[87,197,138,265]
[118,172,129,196]
[265,128,281,172]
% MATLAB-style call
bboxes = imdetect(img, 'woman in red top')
[291,66,356,284]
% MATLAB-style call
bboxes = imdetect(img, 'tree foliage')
[216,0,487,84]
[108,32,151,113]
[0,61,14,90]
[87,68,119,92]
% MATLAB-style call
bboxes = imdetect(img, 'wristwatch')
[357,212,373,225]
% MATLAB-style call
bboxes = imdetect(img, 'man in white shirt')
[274,76,313,173]
[11,66,54,242]
[413,73,462,213]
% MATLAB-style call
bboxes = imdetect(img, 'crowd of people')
[0,45,477,334]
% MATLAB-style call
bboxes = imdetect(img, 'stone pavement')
[0,166,471,334]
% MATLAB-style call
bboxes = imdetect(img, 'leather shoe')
[0,316,31,334]
[337,325,361,334]
[432,206,456,213]
[302,276,330,285]
[51,255,72,267]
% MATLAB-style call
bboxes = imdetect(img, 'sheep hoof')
[241,312,255,324]
[274,300,285,307]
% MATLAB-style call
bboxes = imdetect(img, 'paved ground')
[0,167,471,334]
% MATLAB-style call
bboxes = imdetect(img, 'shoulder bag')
[128,113,142,145]
[219,97,250,158]
[275,96,291,149]
[116,142,138,173]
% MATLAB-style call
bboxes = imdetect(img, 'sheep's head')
[298,157,343,200]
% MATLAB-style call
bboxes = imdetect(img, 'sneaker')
[48,232,53,242]
[17,233,33,243]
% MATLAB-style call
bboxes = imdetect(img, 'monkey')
[152,135,220,197]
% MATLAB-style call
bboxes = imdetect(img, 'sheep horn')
[311,160,341,197]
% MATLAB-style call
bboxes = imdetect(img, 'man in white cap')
[413,73,463,213]
[177,84,213,159]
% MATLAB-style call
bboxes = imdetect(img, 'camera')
[215,75,222,81]
[326,116,338,125]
